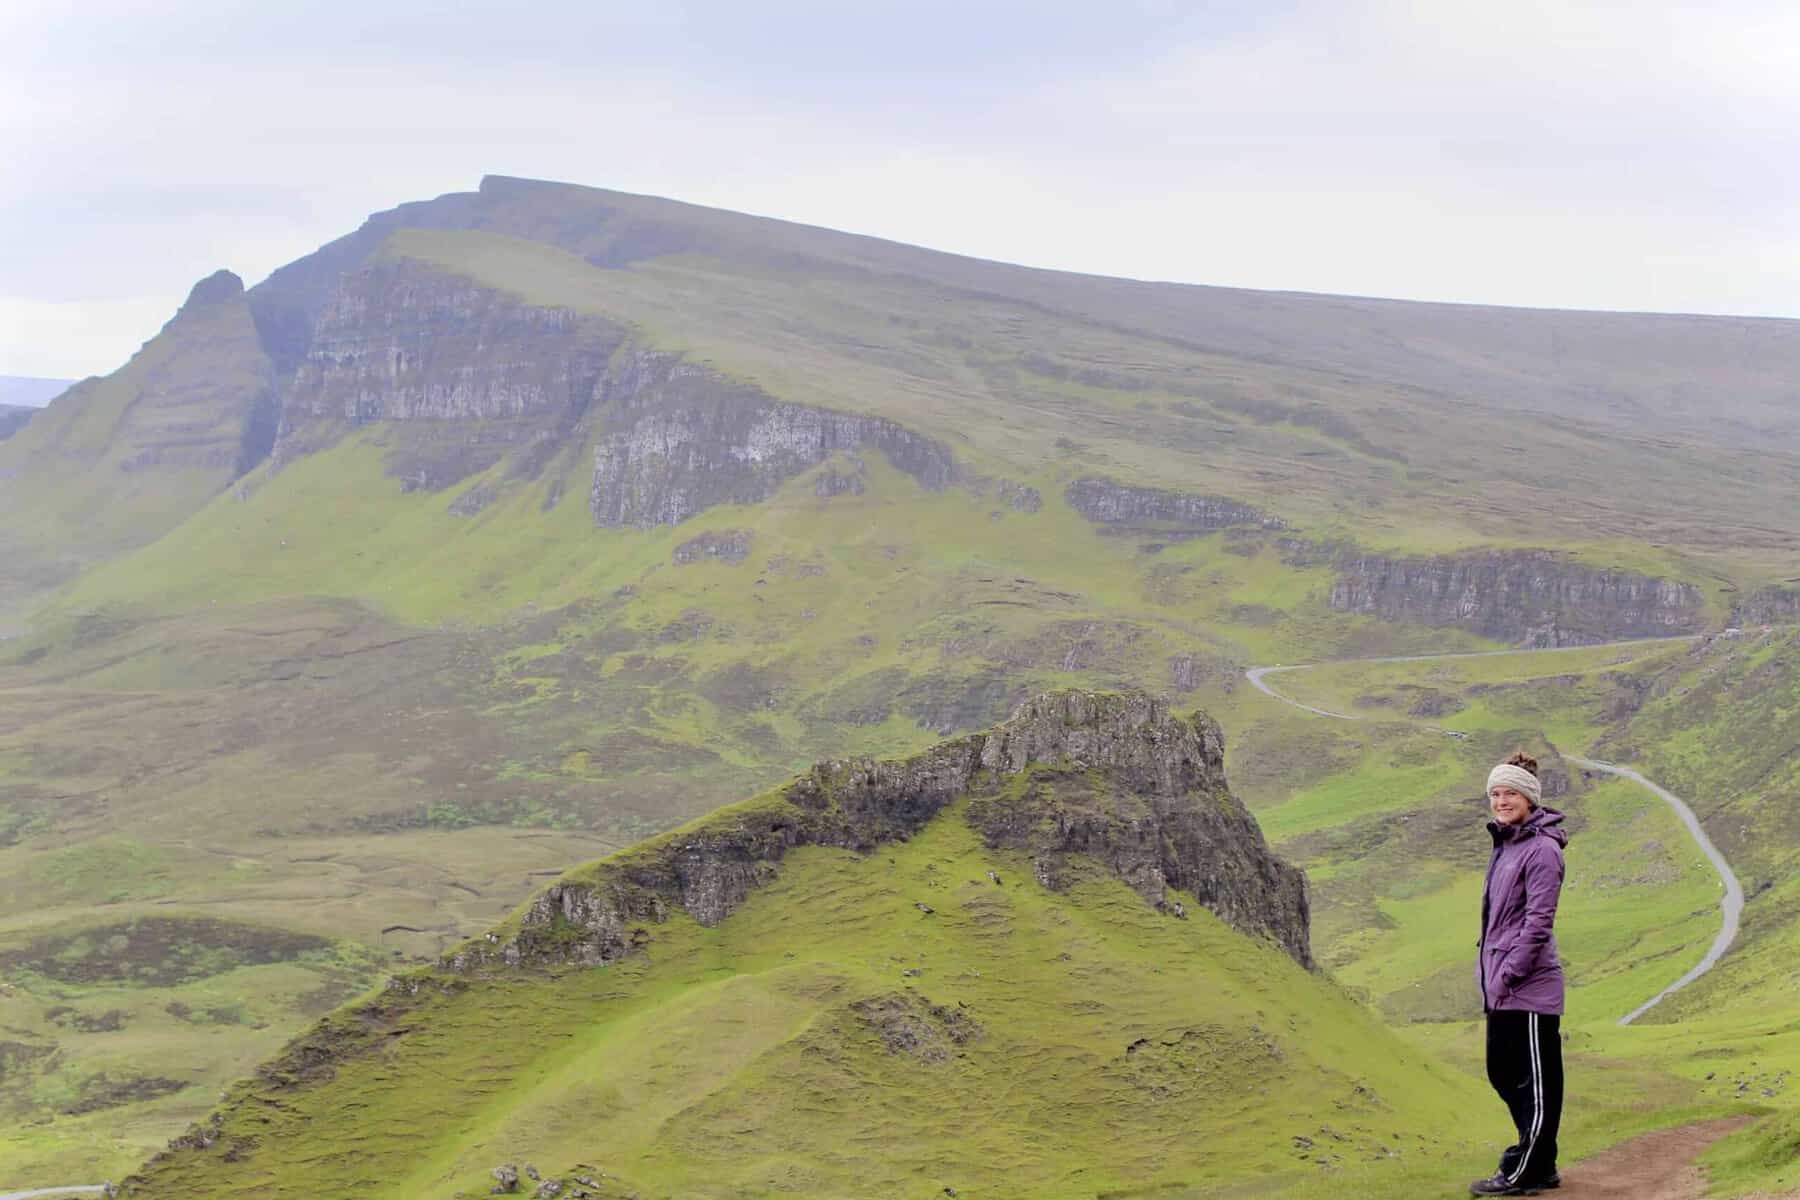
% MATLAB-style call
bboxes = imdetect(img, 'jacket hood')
[1490,805,1568,848]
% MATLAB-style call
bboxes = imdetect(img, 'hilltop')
[120,692,1498,1200]
[1,175,1797,1184]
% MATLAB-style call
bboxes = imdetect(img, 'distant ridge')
[0,375,74,407]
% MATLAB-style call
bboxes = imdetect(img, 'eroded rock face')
[1729,585,1800,627]
[1329,550,1706,646]
[851,992,983,1062]
[284,261,623,426]
[589,353,955,527]
[672,529,754,565]
[75,268,279,479]
[966,692,1309,965]
[1065,477,1284,533]
[452,689,1310,973]
[275,260,625,490]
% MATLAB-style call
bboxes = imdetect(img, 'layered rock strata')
[1065,477,1284,533]
[1728,585,1800,627]
[1328,549,1707,646]
[273,259,625,490]
[452,689,1310,972]
[589,353,955,527]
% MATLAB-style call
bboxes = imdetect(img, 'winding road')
[1245,644,1744,1026]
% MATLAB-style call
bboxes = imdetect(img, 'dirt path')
[1554,1117,1777,1199]
[1244,642,1742,1025]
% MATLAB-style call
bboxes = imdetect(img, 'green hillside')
[0,271,274,624]
[1243,636,1800,1196]
[119,693,1498,1200]
[1,176,1798,1190]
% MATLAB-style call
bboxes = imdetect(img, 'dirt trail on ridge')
[1551,1117,1783,1199]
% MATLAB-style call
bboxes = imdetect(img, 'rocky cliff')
[1328,549,1708,645]
[454,689,1310,972]
[589,353,956,527]
[269,257,960,517]
[273,259,626,490]
[1065,476,1285,534]
[1728,585,1800,627]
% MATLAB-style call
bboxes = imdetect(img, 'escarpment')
[1729,584,1800,627]
[1328,549,1707,645]
[1065,476,1285,534]
[281,259,626,427]
[272,259,627,490]
[455,689,1309,972]
[266,257,959,514]
[587,353,956,527]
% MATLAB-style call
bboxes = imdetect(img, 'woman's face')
[1489,785,1533,826]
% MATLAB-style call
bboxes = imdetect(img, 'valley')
[0,177,1796,1196]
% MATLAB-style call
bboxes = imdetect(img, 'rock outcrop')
[1065,477,1284,534]
[452,689,1309,973]
[283,261,623,427]
[672,529,754,565]
[275,259,625,490]
[1728,585,1800,627]
[589,353,955,527]
[1328,549,1707,646]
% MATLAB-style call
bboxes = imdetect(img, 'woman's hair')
[1504,750,1540,778]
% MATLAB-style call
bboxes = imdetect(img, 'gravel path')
[1244,639,1742,1025]
[1553,1117,1759,1199]
[1563,755,1744,1025]
[0,1188,107,1199]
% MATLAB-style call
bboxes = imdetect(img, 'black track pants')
[1486,1010,1563,1184]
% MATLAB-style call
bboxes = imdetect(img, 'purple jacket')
[1478,806,1568,1015]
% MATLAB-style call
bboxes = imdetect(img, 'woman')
[1470,752,1568,1198]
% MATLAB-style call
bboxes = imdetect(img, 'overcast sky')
[4,0,1798,382]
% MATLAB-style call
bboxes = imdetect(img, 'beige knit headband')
[1487,763,1542,806]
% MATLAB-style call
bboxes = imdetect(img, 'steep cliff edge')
[272,257,625,492]
[269,253,962,519]
[1728,584,1800,627]
[588,351,956,527]
[456,688,1309,971]
[1328,548,1708,645]
[7,269,276,477]
[1065,476,1285,535]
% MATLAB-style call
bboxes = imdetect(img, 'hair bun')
[1505,750,1540,777]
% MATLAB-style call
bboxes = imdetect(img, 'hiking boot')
[1469,1173,1558,1196]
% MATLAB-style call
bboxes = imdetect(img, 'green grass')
[1221,636,1800,1195]
[2,179,1798,1192]
[126,806,1501,1200]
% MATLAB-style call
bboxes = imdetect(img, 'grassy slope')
[1,184,1796,1188]
[127,805,1498,1200]
[2,435,1486,1181]
[379,226,1791,584]
[0,291,270,626]
[1241,638,1800,1195]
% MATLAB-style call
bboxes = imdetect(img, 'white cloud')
[0,295,178,380]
